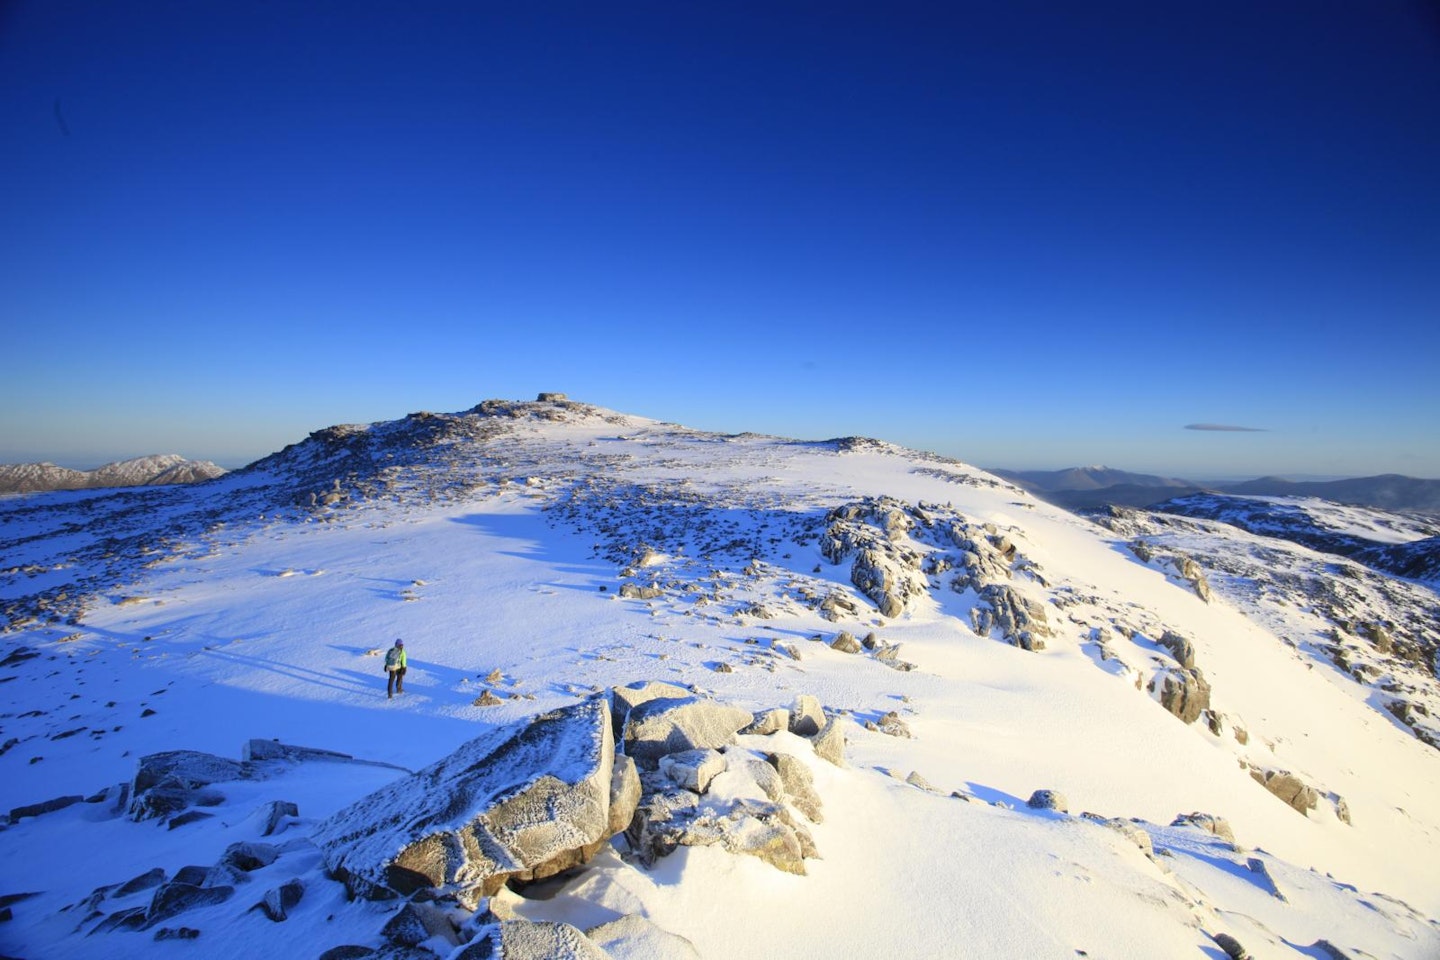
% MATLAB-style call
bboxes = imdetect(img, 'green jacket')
[385,646,407,670]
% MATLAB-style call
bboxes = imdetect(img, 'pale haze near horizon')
[2,3,1437,480]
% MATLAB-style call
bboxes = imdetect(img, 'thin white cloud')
[1184,423,1267,432]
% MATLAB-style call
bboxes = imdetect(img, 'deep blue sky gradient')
[2,1,1438,477]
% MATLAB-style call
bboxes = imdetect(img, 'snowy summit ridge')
[1,395,1438,959]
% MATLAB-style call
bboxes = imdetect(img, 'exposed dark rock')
[1155,667,1211,724]
[152,925,201,940]
[259,879,304,922]
[258,799,300,836]
[1158,630,1196,669]
[8,794,83,822]
[866,712,912,738]
[317,946,376,960]
[1250,768,1320,816]
[1213,932,1251,960]
[144,881,234,928]
[221,841,280,873]
[242,740,353,763]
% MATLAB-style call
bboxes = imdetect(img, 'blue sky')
[2,2,1437,479]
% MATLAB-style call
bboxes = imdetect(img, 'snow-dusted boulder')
[312,698,616,904]
[623,696,751,763]
[1026,789,1068,813]
[788,695,825,736]
[127,750,255,822]
[765,752,823,823]
[608,754,641,836]
[610,680,692,740]
[741,706,790,735]
[1171,812,1236,846]
[811,716,846,766]
[459,919,612,959]
[659,748,726,794]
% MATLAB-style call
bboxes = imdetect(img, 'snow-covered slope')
[0,455,226,495]
[1,398,1437,959]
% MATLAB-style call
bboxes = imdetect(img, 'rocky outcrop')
[312,698,618,905]
[971,583,1052,650]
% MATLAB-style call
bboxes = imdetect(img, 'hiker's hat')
[396,639,404,646]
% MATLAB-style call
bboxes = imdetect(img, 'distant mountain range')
[992,466,1440,515]
[0,454,225,495]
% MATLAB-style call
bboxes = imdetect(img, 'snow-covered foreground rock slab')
[312,697,617,906]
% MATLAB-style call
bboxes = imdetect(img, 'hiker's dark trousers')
[387,667,406,697]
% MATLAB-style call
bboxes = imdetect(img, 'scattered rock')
[259,879,304,922]
[1026,789,1068,813]
[905,771,937,792]
[152,926,201,941]
[829,631,862,654]
[1245,856,1288,901]
[473,690,504,707]
[866,712,911,738]
[788,695,825,737]
[220,841,279,873]
[1171,812,1236,845]
[610,680,693,740]
[1250,768,1319,816]
[257,800,300,836]
[1158,630,1196,669]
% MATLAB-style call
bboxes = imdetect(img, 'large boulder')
[610,681,692,741]
[128,750,254,822]
[312,698,616,905]
[623,697,751,763]
[1158,631,1197,669]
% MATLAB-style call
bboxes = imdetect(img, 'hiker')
[385,639,407,698]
